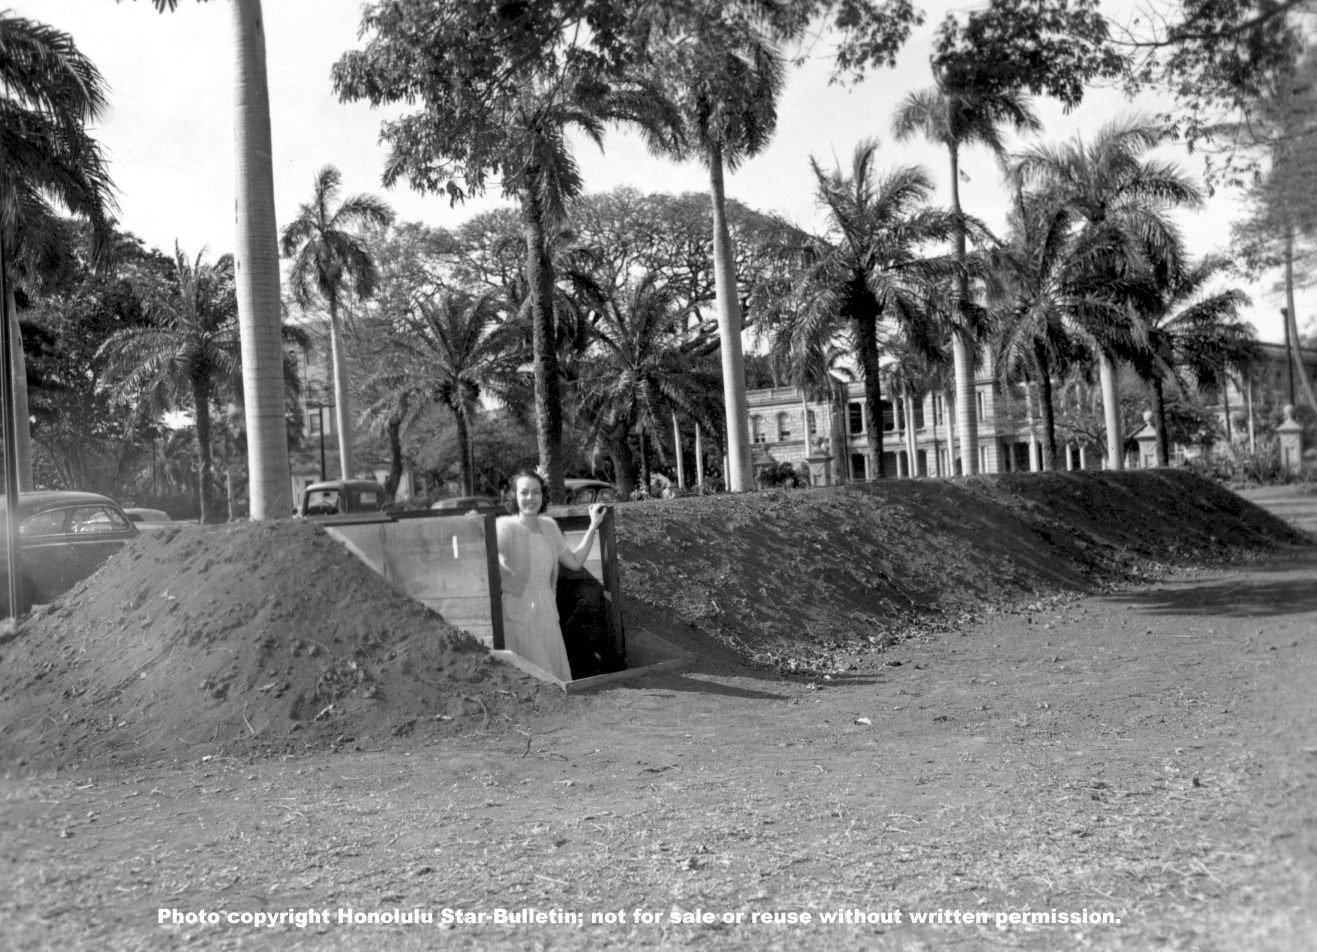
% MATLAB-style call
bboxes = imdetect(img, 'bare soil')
[0,470,1313,951]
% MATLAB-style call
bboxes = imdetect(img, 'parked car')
[0,491,139,615]
[123,508,174,531]
[563,478,619,505]
[298,479,387,518]
[430,495,502,514]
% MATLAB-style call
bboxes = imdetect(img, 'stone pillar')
[1278,404,1305,474]
[1133,411,1158,469]
[805,437,834,487]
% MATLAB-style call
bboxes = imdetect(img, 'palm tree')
[1011,118,1203,469]
[893,79,1040,475]
[360,290,521,497]
[98,246,242,523]
[0,14,115,490]
[280,165,394,482]
[1128,255,1255,466]
[775,142,959,480]
[987,190,1139,471]
[644,5,786,492]
[132,0,290,519]
[576,275,719,497]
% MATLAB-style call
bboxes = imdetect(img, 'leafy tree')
[1127,255,1256,466]
[1012,117,1203,468]
[774,142,959,479]
[280,165,394,481]
[0,13,116,490]
[98,246,242,523]
[359,289,522,497]
[333,0,683,503]
[893,81,1039,475]
[574,274,719,496]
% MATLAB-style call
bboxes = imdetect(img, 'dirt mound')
[612,470,1308,671]
[0,470,1303,771]
[0,520,565,769]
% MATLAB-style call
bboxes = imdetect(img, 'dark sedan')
[0,491,139,615]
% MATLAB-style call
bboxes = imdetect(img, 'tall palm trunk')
[1283,223,1317,413]
[232,0,292,519]
[5,289,31,490]
[383,417,402,501]
[192,376,213,524]
[943,388,957,476]
[1150,375,1169,467]
[1034,346,1057,471]
[1098,349,1123,470]
[708,145,752,492]
[948,144,978,474]
[638,427,651,491]
[327,292,354,479]
[853,303,885,479]
[903,389,918,476]
[519,182,565,503]
[608,417,638,498]
[454,403,474,496]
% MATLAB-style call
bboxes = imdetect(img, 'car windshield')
[305,490,340,515]
[69,506,130,533]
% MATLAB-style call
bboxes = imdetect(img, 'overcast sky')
[13,0,1303,344]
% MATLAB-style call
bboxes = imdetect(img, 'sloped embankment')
[0,470,1303,768]
[0,520,566,769]
[611,470,1308,669]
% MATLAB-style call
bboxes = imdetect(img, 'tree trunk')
[903,389,918,476]
[853,305,885,479]
[1034,347,1057,471]
[1282,229,1317,413]
[232,0,292,519]
[948,143,978,475]
[944,388,957,476]
[708,146,752,492]
[192,376,212,524]
[383,417,402,501]
[639,427,651,492]
[1150,374,1169,467]
[454,404,473,496]
[672,411,685,488]
[694,423,705,487]
[608,418,638,499]
[519,183,565,503]
[327,292,354,479]
[1098,349,1123,470]
[5,290,31,491]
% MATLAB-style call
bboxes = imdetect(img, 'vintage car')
[563,478,619,505]
[298,479,388,518]
[0,491,139,615]
[123,508,174,531]
[430,495,502,514]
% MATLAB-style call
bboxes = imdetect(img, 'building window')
[751,415,765,443]
[807,410,817,436]
[776,412,791,441]
[848,402,864,435]
[913,399,925,430]
[932,395,942,426]
[850,452,867,480]
[976,390,985,424]
[882,400,895,432]
[979,444,988,472]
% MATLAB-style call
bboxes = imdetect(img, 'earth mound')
[0,470,1304,770]
[0,520,565,769]
[612,470,1308,671]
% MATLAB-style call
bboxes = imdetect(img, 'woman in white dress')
[495,471,607,681]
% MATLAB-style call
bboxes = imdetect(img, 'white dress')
[501,532,572,681]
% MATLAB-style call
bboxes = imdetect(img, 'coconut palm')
[1127,255,1255,466]
[132,0,289,518]
[98,246,242,524]
[1011,117,1204,468]
[575,275,720,497]
[0,13,116,490]
[775,141,960,480]
[893,79,1040,474]
[360,290,521,497]
[280,165,394,482]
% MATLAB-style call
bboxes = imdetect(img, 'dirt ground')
[0,472,1314,951]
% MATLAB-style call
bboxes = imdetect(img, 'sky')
[11,0,1305,345]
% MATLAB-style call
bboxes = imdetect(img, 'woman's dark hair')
[507,469,549,515]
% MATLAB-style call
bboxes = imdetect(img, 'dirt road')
[3,552,1314,952]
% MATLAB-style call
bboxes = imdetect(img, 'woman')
[495,470,607,681]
